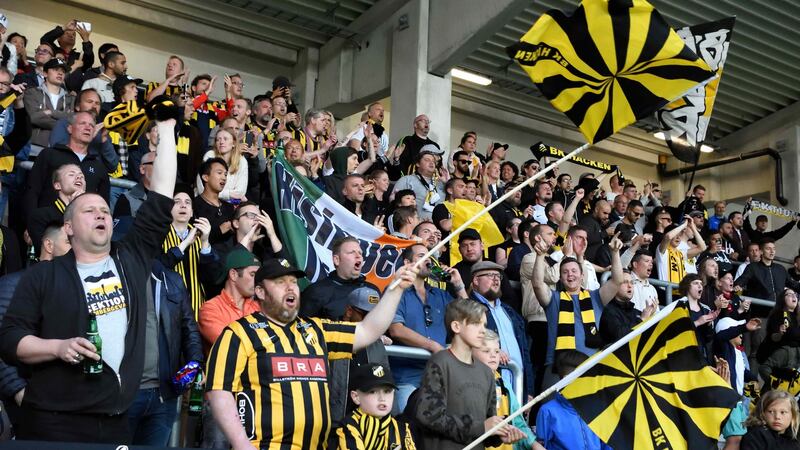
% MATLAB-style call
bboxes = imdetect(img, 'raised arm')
[599,234,624,304]
[686,220,707,259]
[659,219,688,253]
[532,245,553,307]
[560,188,584,234]
[150,118,178,196]
[354,265,417,351]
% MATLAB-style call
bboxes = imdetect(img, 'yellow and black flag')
[506,0,716,144]
[560,302,740,450]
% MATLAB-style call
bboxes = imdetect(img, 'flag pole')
[386,142,591,290]
[462,301,680,450]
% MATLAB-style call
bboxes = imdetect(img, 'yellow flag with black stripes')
[560,302,739,450]
[506,0,716,144]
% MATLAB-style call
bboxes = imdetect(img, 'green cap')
[217,249,261,284]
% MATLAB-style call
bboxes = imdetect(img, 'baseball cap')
[471,260,504,278]
[43,58,68,72]
[216,249,261,284]
[715,317,745,334]
[349,363,397,392]
[490,143,509,156]
[255,258,306,284]
[417,143,443,158]
[457,228,481,244]
[347,285,381,313]
[0,14,9,30]
[689,210,705,218]
[113,75,143,97]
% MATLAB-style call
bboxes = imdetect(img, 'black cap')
[145,94,181,122]
[255,258,306,284]
[43,58,68,71]
[349,363,397,391]
[457,228,481,243]
[113,75,143,97]
[576,176,600,194]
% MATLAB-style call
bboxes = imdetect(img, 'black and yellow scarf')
[104,100,148,145]
[162,224,205,320]
[556,290,601,351]
[341,408,416,450]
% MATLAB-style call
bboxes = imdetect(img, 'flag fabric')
[506,0,716,144]
[530,141,618,174]
[270,152,415,291]
[658,18,736,163]
[560,302,740,450]
[444,199,504,266]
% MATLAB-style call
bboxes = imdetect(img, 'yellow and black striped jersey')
[145,81,183,99]
[162,224,205,320]
[206,312,357,449]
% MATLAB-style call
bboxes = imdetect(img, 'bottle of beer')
[188,371,204,416]
[84,313,103,377]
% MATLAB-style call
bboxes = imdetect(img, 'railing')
[385,344,525,406]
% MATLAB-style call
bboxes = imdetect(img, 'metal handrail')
[646,278,775,308]
[385,344,525,407]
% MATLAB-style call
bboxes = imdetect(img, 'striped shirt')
[206,312,357,449]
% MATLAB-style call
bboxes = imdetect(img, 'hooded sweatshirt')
[324,146,356,204]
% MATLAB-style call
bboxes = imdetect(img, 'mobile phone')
[77,22,92,32]
[244,131,255,146]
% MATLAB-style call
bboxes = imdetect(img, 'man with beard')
[531,181,552,225]
[300,237,372,320]
[579,199,611,264]
[205,258,416,450]
[393,114,440,177]
[469,260,533,400]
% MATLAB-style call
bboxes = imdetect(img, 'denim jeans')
[109,184,127,212]
[127,387,178,446]
[393,382,418,416]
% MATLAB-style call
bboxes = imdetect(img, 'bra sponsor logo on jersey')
[235,391,256,440]
[270,356,327,382]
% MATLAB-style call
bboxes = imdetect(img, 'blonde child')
[473,330,543,450]
[741,389,800,449]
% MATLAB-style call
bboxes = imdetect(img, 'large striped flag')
[560,301,740,449]
[270,152,415,291]
[657,18,736,163]
[505,0,716,144]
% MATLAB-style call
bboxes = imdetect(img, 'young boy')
[414,298,526,449]
[336,362,417,450]
[473,329,544,450]
[535,350,613,450]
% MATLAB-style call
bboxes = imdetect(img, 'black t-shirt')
[192,195,235,245]
[431,203,451,234]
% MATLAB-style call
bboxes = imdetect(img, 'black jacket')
[600,298,642,345]
[150,259,204,400]
[745,216,795,245]
[741,425,800,450]
[300,272,369,320]
[0,192,173,415]
[735,261,800,303]
[0,270,24,401]
[25,144,110,209]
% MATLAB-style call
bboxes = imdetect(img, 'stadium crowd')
[2,12,800,450]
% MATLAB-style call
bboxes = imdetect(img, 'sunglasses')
[423,305,433,327]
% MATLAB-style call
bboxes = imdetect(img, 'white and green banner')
[270,152,415,291]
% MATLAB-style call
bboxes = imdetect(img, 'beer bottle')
[188,372,204,416]
[84,313,103,377]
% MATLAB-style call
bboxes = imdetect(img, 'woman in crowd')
[500,161,519,189]
[678,273,717,365]
[758,288,800,385]
[717,271,751,320]
[698,257,722,311]
[196,128,248,202]
[482,160,502,204]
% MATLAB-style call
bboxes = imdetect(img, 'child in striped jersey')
[336,362,417,450]
[473,330,542,450]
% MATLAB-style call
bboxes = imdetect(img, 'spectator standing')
[40,20,94,80]
[388,243,465,413]
[740,389,800,450]
[196,128,248,202]
[0,114,177,443]
[394,114,439,177]
[24,58,75,148]
[728,211,751,258]
[300,236,371,320]
[204,260,417,450]
[414,298,524,449]
[629,251,658,313]
[13,42,53,87]
[27,163,84,254]
[127,258,204,446]
[392,150,445,221]
[599,270,655,345]
[736,238,800,304]
[193,157,235,245]
[745,213,797,245]
[81,51,127,103]
[25,111,109,207]
[145,55,186,101]
[709,201,727,231]
[113,149,154,218]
